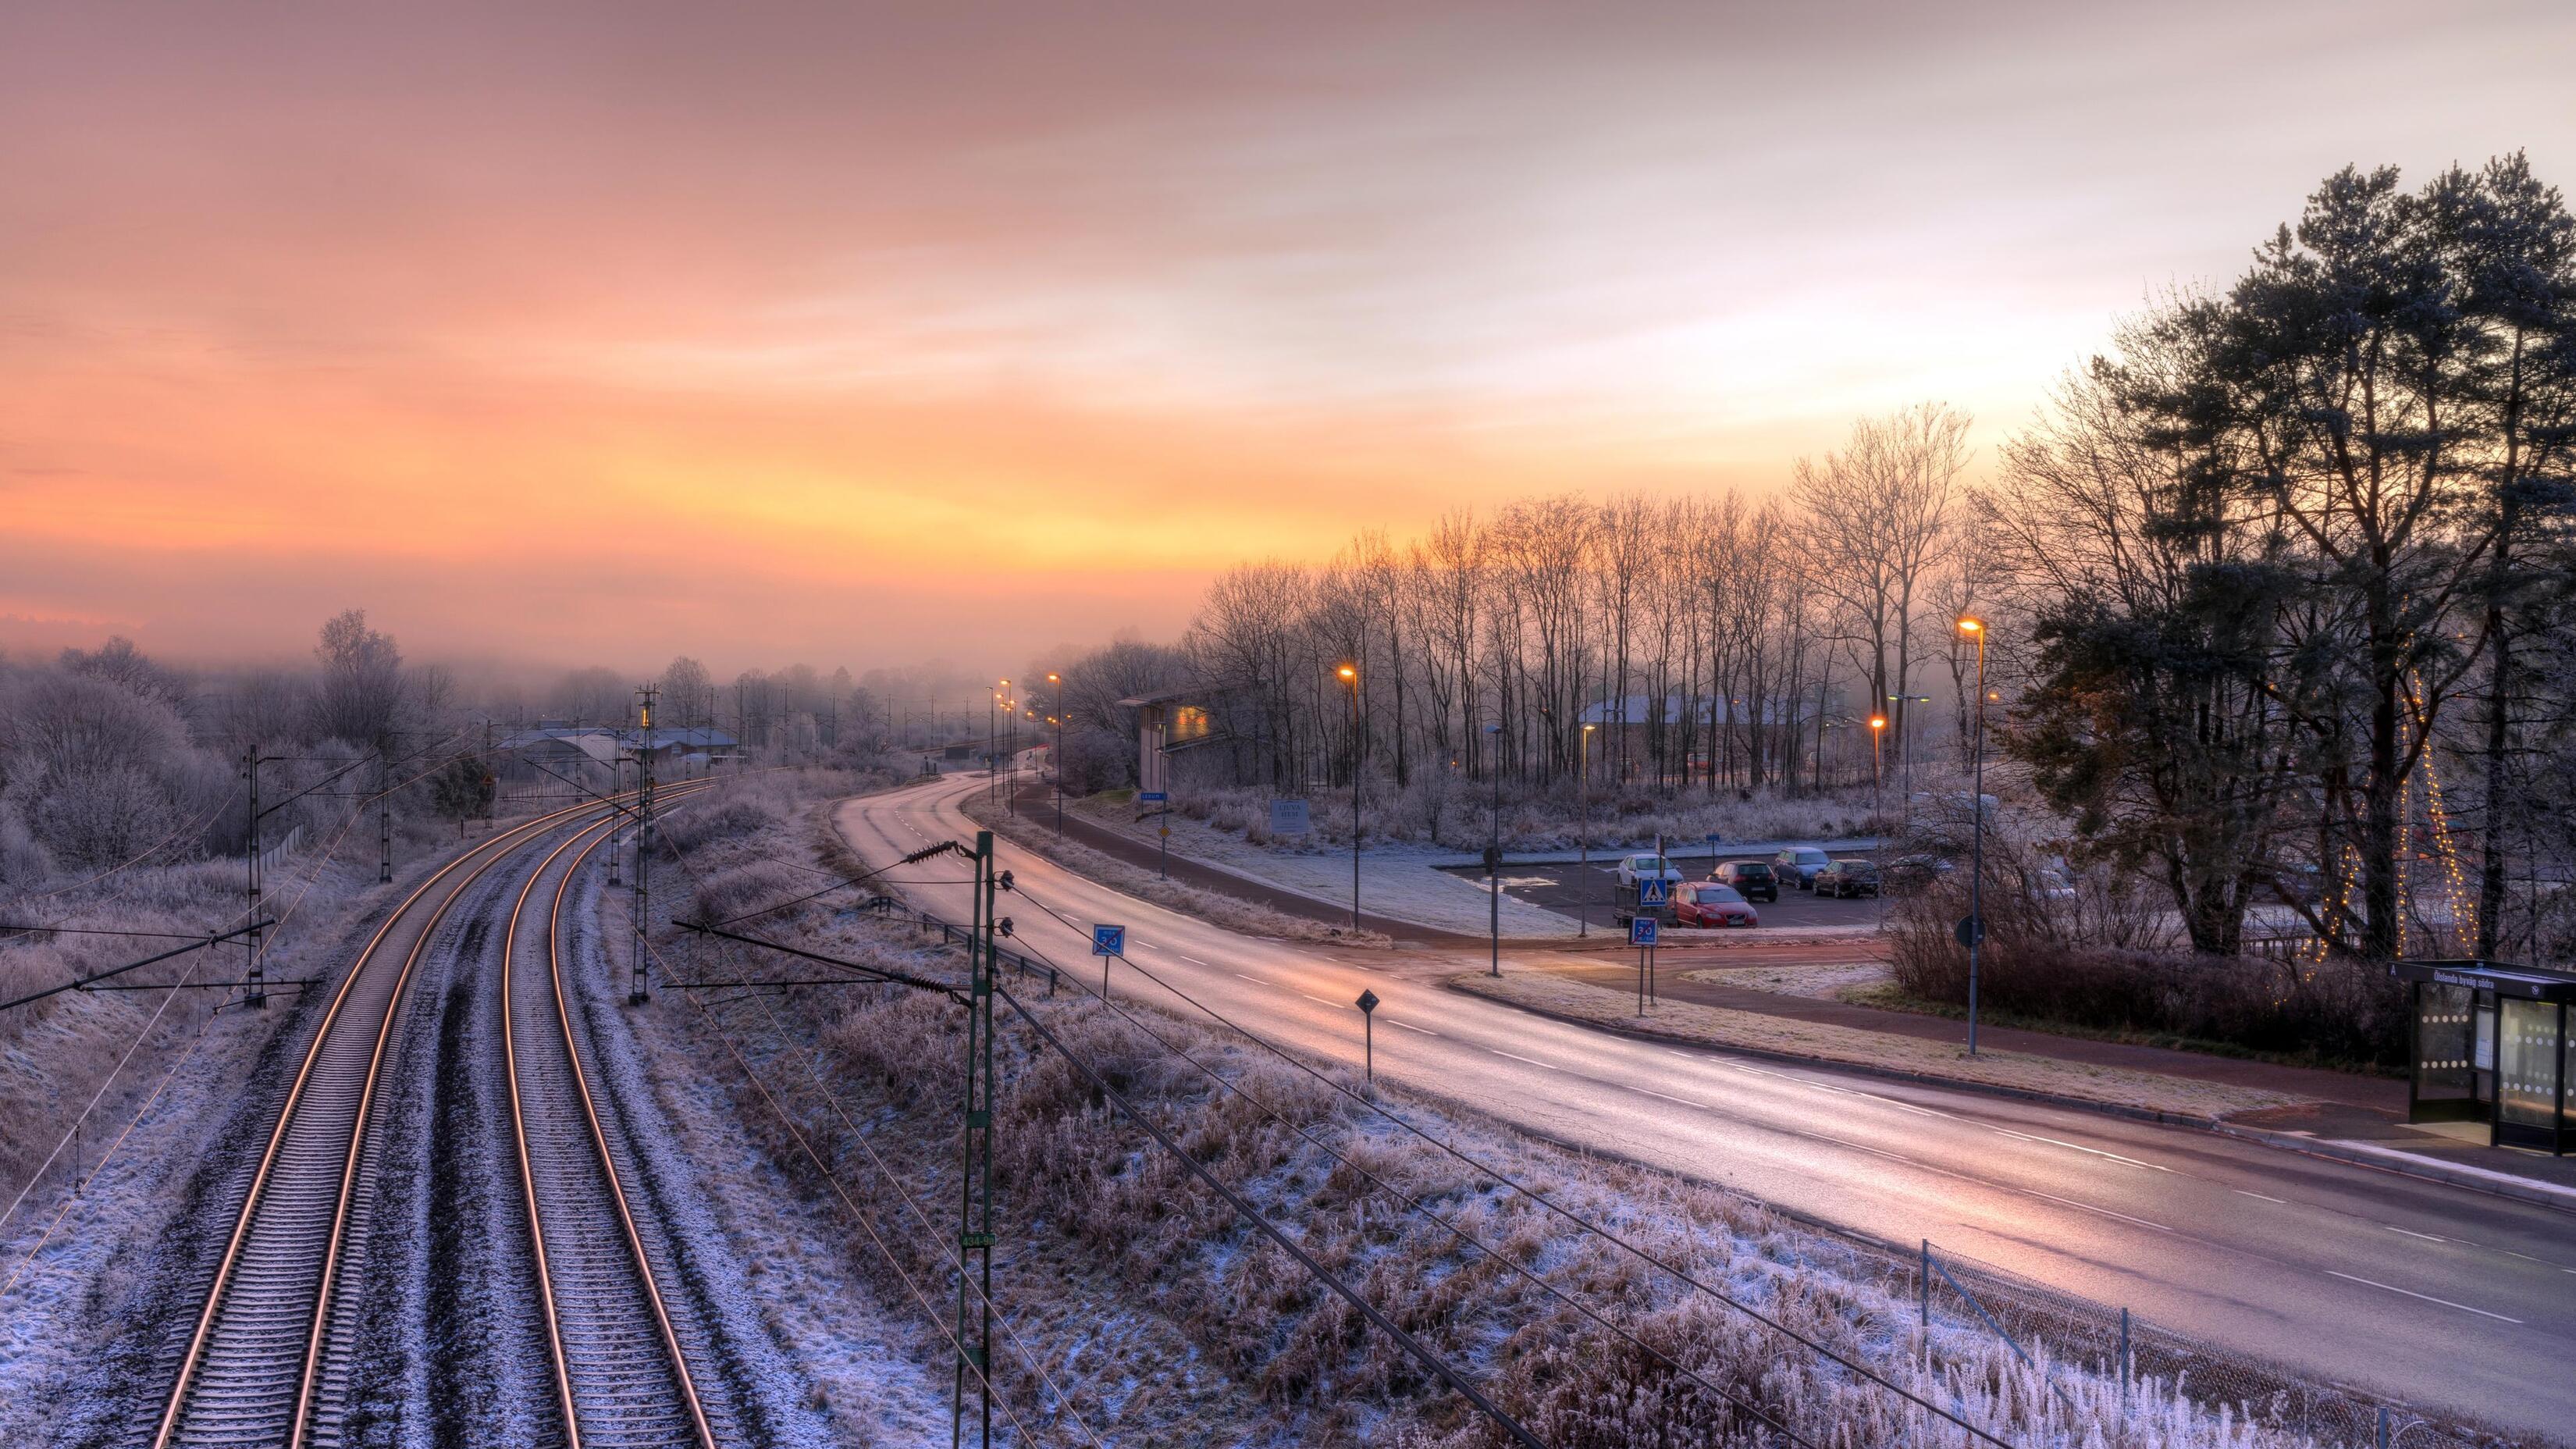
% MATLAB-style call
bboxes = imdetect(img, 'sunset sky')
[5,1,2571,678]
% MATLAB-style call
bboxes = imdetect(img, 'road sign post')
[1355,988,1379,1084]
[1092,924,1125,999]
[1629,915,1658,1013]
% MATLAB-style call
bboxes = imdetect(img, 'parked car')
[1711,859,1779,903]
[1881,853,1954,893]
[1813,859,1880,899]
[1773,846,1834,890]
[1676,881,1759,928]
[1616,853,1686,891]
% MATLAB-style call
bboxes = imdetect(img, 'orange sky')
[5,1,2571,677]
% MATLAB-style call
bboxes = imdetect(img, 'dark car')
[1813,859,1881,899]
[1711,859,1778,903]
[1773,846,1833,890]
[1881,853,1954,893]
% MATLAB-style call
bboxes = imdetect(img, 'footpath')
[1012,778,2576,1210]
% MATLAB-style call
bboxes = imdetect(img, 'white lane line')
[1635,1088,1703,1108]
[2233,1190,2289,1205]
[1296,992,1340,1008]
[2020,1190,2172,1233]
[1985,1127,2172,1172]
[2386,1226,2446,1243]
[1176,953,1208,966]
[1385,1020,1439,1036]
[1490,1050,1558,1071]
[1234,973,1265,984]
[2325,1271,2522,1323]
[1137,942,1162,952]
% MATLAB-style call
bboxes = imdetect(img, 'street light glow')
[1868,716,1886,730]
[1337,664,1357,681]
[1956,616,1984,635]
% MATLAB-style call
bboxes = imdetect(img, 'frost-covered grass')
[658,774,2480,1449]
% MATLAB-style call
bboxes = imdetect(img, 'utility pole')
[1047,671,1063,835]
[953,829,998,1449]
[631,684,657,1004]
[377,735,394,884]
[244,752,269,1007]
[484,718,496,833]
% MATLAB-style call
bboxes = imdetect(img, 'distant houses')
[494,719,740,772]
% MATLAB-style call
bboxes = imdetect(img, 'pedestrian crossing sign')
[1638,878,1669,906]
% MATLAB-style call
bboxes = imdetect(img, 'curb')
[1446,977,2576,1216]
[2207,1123,2576,1216]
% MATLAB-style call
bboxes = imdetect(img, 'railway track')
[150,786,709,1448]
[502,820,715,1448]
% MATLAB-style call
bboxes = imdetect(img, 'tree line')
[1045,155,2576,967]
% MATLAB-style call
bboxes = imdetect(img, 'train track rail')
[502,820,714,1448]
[149,787,705,1449]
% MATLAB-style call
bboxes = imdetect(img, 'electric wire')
[992,981,1548,1449]
[676,971,1051,1448]
[988,929,1821,1448]
[988,870,2012,1448]
[732,986,1108,1449]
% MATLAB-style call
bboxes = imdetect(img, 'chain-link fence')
[1920,1240,2494,1447]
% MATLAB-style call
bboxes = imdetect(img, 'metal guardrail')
[1919,1241,2490,1448]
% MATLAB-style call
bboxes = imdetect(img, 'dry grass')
[1455,970,2300,1121]
[1685,959,1893,1001]
[654,774,2439,1449]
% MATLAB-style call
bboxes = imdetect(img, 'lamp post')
[1957,616,1987,1056]
[1339,664,1361,932]
[1485,721,1503,976]
[991,683,1006,799]
[1047,671,1063,835]
[1578,723,1595,938]
[1867,714,1886,838]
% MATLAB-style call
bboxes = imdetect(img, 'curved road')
[843,772,2574,1438]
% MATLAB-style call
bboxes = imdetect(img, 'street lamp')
[1956,616,1987,1056]
[993,681,1009,800]
[1339,664,1361,932]
[1047,671,1063,835]
[1485,721,1503,976]
[1866,714,1887,834]
[1578,722,1596,938]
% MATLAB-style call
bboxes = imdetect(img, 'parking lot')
[1436,852,1892,931]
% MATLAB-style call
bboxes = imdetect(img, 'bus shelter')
[2393,959,2576,1155]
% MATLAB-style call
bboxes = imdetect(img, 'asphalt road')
[844,774,2576,1437]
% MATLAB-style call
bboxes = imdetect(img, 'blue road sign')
[1139,791,1168,803]
[1638,878,1670,906]
[1630,917,1659,948]
[1091,924,1126,956]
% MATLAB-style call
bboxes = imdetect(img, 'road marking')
[1987,1127,2173,1172]
[1234,973,1265,984]
[1176,953,1208,966]
[2233,1190,2288,1205]
[1296,992,1340,1008]
[2385,1226,2445,1243]
[2019,1190,2171,1233]
[2325,1271,2521,1323]
[1385,1020,1439,1036]
[1635,1088,1702,1108]
[1490,1050,1558,1071]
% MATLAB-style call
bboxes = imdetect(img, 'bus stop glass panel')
[2411,983,2475,1118]
[2496,999,2559,1147]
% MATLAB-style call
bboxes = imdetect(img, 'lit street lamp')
[1047,671,1063,835]
[1957,615,1987,1056]
[1339,664,1361,932]
[1578,722,1595,938]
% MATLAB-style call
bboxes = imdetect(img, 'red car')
[1675,881,1759,928]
